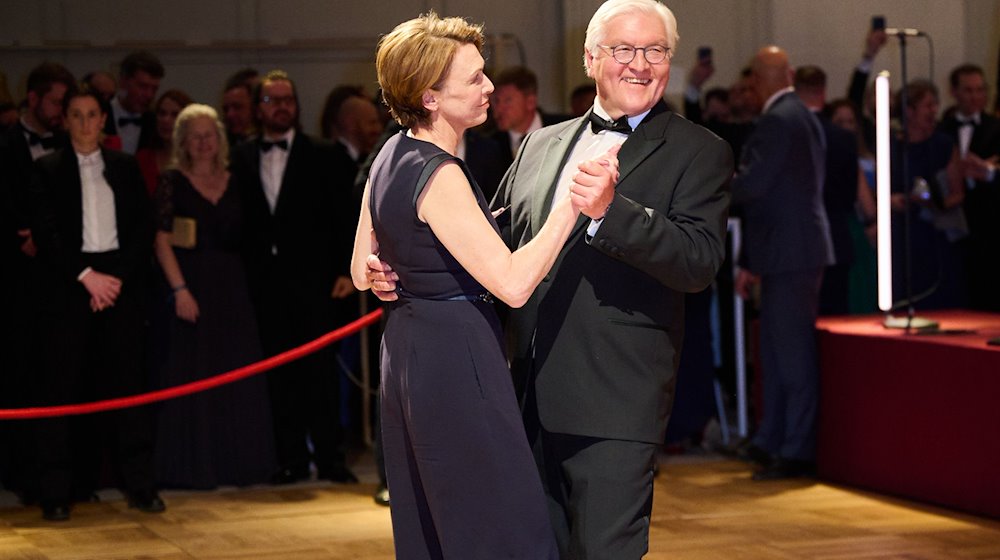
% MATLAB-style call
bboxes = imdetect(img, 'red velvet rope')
[0,309,383,420]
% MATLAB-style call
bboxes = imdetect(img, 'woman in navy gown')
[351,13,618,559]
[152,104,275,488]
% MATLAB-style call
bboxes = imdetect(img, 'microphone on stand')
[885,27,925,37]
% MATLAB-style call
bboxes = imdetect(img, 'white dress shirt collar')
[762,86,795,114]
[592,97,651,131]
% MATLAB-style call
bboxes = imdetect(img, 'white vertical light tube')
[875,71,893,312]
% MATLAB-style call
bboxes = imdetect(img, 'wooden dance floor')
[1,455,998,559]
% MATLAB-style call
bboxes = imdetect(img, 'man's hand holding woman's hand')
[570,143,621,219]
[367,231,399,302]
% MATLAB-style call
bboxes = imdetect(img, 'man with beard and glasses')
[231,70,359,486]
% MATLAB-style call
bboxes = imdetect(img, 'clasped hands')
[80,270,122,313]
[366,144,623,302]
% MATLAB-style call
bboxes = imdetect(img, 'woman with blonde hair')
[152,103,275,489]
[352,12,618,559]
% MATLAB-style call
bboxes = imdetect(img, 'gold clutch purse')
[171,216,197,249]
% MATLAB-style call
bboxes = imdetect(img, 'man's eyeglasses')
[598,44,671,65]
[261,95,296,106]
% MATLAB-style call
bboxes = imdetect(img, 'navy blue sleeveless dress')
[369,132,557,559]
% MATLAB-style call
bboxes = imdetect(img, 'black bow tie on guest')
[589,112,632,135]
[26,130,57,150]
[260,139,289,152]
[117,116,143,127]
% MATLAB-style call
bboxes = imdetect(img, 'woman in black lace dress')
[152,104,275,489]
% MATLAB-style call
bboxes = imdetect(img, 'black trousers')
[34,253,155,504]
[254,265,346,475]
[524,384,659,560]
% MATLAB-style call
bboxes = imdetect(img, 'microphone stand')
[884,32,938,331]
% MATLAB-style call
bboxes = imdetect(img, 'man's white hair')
[583,0,679,70]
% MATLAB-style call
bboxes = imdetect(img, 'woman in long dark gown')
[152,104,275,489]
[351,13,619,559]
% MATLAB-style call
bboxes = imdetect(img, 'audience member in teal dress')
[152,104,275,489]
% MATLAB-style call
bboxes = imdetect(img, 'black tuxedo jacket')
[29,147,152,305]
[937,112,1000,235]
[494,101,733,443]
[0,126,69,238]
[231,131,356,305]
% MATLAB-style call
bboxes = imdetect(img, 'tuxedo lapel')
[531,117,588,237]
[57,149,84,242]
[617,101,670,186]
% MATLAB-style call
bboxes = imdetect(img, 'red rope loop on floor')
[0,309,383,420]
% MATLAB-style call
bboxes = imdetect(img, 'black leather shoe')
[320,464,359,484]
[128,491,166,513]
[270,465,311,485]
[752,458,816,481]
[737,442,774,467]
[41,502,70,522]
[373,484,390,506]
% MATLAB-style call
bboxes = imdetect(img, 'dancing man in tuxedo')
[369,1,732,556]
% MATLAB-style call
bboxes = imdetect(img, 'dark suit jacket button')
[598,239,607,248]
[543,275,550,282]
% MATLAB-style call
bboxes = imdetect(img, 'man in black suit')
[490,65,570,170]
[29,88,162,521]
[232,70,358,485]
[0,61,75,502]
[732,46,833,481]
[938,64,1000,311]
[103,51,163,154]
[795,65,859,316]
[491,3,731,556]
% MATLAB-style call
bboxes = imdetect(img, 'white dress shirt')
[77,150,119,254]
[549,98,649,237]
[260,129,296,214]
[508,111,544,158]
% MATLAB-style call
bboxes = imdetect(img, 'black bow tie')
[261,139,289,152]
[118,116,143,127]
[589,112,632,135]
[26,130,57,150]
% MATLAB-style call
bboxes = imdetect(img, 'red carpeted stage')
[816,310,1000,519]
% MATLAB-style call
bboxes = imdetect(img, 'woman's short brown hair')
[376,12,484,129]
